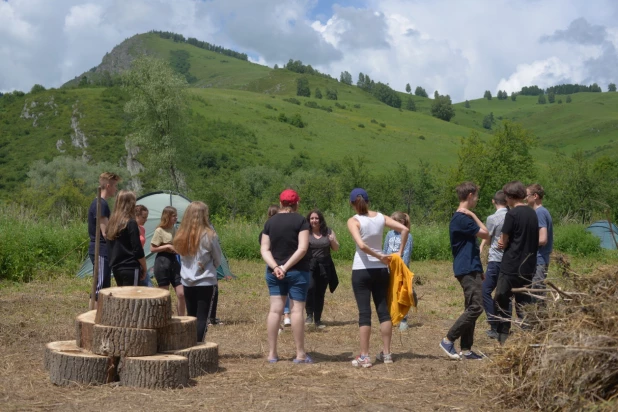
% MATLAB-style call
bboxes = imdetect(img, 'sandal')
[267,358,278,363]
[292,355,314,364]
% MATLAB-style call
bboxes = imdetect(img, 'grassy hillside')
[2,32,615,201]
[453,93,618,157]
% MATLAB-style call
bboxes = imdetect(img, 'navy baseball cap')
[349,188,369,203]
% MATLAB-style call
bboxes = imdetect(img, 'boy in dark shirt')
[88,172,121,303]
[440,182,489,361]
[495,181,539,344]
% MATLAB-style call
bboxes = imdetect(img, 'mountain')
[1,32,616,200]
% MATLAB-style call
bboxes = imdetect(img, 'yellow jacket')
[387,254,416,325]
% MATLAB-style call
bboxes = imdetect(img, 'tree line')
[151,30,248,61]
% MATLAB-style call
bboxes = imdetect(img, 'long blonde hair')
[158,206,177,229]
[106,190,136,240]
[174,201,215,256]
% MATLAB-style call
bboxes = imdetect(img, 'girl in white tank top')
[352,213,386,270]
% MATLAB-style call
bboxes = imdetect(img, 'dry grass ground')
[1,260,516,411]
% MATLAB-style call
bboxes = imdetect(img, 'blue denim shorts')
[265,269,310,302]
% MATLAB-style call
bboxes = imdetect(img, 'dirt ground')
[0,260,509,411]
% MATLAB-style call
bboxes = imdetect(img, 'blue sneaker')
[461,351,484,360]
[439,339,461,360]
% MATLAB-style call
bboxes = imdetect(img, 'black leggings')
[352,268,391,327]
[184,285,217,342]
[306,271,329,323]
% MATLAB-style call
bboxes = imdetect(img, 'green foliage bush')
[410,225,452,261]
[554,224,602,256]
[0,207,87,282]
[283,97,300,105]
[358,123,365,128]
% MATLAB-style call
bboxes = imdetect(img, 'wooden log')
[119,354,189,389]
[157,316,197,352]
[95,286,172,329]
[92,324,157,357]
[167,342,219,378]
[45,341,116,386]
[75,310,97,351]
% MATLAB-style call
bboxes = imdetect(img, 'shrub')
[370,119,378,124]
[283,97,300,105]
[379,123,386,128]
[304,101,318,109]
[358,123,365,128]
[278,113,288,123]
[0,207,87,282]
[418,135,426,140]
[265,103,274,110]
[288,113,305,128]
[554,224,601,256]
[411,225,451,261]
[353,104,361,109]
[335,102,346,109]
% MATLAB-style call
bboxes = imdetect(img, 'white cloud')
[496,57,580,93]
[1,0,618,100]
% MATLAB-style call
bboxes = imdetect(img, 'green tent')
[77,191,234,280]
[585,220,618,250]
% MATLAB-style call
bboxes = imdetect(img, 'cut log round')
[95,286,171,329]
[157,316,197,352]
[92,324,157,357]
[119,354,188,389]
[167,342,219,377]
[45,340,116,386]
[75,310,97,351]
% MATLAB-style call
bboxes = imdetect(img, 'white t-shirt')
[352,213,386,270]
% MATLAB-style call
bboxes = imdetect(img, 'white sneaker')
[283,317,291,327]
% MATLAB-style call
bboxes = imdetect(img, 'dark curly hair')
[306,209,329,236]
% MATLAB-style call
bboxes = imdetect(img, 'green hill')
[2,31,616,203]
[452,93,618,157]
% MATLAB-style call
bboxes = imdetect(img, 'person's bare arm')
[538,227,548,246]
[480,238,488,255]
[328,230,340,251]
[498,233,509,250]
[347,217,390,265]
[138,257,147,280]
[150,244,176,253]
[457,208,489,239]
[260,233,280,273]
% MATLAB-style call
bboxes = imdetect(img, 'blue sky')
[1,0,617,101]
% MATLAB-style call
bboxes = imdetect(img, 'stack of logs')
[44,287,218,389]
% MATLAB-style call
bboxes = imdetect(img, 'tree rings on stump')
[95,287,171,329]
[157,316,197,352]
[75,310,96,351]
[92,324,157,357]
[167,342,219,378]
[45,340,115,386]
[119,354,189,389]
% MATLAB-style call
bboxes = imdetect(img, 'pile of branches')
[490,262,618,411]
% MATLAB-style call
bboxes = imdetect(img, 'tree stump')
[157,316,197,352]
[75,310,96,351]
[45,341,115,386]
[119,354,189,389]
[92,324,157,357]
[95,287,171,329]
[168,342,219,378]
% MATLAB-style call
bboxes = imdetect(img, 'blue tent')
[585,220,618,250]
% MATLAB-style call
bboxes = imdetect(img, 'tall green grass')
[0,206,87,282]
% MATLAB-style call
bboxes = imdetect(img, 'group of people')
[88,172,553,367]
[440,181,553,361]
[88,172,223,342]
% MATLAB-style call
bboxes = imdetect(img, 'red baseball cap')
[280,189,300,205]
